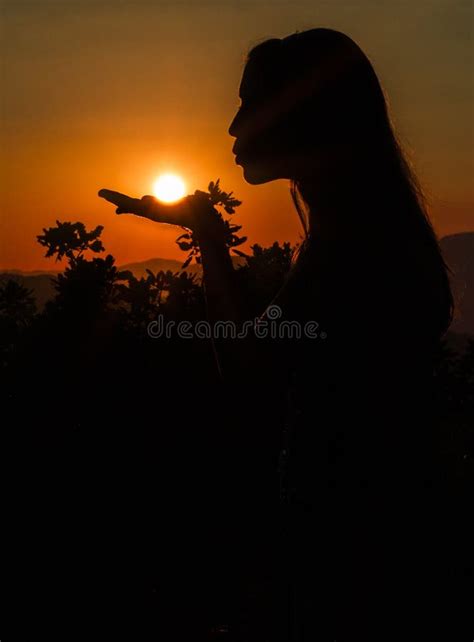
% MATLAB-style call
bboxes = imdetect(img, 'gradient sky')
[1,0,472,271]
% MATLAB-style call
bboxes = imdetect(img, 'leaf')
[117,270,134,281]
[231,236,247,247]
[89,240,105,253]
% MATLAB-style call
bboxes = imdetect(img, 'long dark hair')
[246,28,453,338]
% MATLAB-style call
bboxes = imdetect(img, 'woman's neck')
[302,175,363,241]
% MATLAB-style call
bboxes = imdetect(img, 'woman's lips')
[235,151,248,164]
[233,144,246,161]
[234,144,254,164]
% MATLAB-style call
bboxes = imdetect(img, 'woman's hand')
[97,189,144,214]
[97,188,224,238]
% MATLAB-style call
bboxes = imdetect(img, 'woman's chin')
[240,160,277,185]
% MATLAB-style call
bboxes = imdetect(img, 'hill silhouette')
[0,272,56,311]
[120,254,246,278]
[1,235,472,332]
[3,209,472,639]
[440,232,474,336]
[0,255,247,310]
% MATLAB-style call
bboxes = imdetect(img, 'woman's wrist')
[193,215,228,246]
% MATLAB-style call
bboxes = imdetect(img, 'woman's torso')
[272,234,442,636]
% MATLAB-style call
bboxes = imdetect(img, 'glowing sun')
[152,173,186,203]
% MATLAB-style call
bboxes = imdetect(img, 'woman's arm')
[196,230,291,388]
[188,216,289,386]
[193,227,246,326]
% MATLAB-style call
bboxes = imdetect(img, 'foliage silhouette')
[175,178,247,269]
[3,212,473,640]
[0,278,37,368]
[0,278,37,324]
[37,220,105,265]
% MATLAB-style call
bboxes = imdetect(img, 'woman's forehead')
[239,56,283,100]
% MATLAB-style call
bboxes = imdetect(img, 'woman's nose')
[228,107,243,138]
[228,115,237,138]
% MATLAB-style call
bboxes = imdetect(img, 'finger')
[98,188,120,200]
[99,188,125,198]
[98,189,129,206]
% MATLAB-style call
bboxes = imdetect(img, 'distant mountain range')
[1,234,473,338]
[439,232,474,337]
[0,256,197,280]
[0,255,244,310]
[119,257,202,278]
[0,273,57,311]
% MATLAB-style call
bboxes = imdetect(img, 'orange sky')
[1,0,472,272]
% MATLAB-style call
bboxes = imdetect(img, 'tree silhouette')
[235,241,296,317]
[36,221,129,322]
[0,278,37,368]
[0,278,36,325]
[37,220,105,266]
[3,192,473,641]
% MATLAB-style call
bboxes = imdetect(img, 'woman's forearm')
[197,233,286,387]
[197,235,245,324]
[196,233,254,381]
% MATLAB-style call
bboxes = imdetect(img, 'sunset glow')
[1,2,471,272]
[153,174,186,203]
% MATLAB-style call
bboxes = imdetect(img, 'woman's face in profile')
[228,60,296,185]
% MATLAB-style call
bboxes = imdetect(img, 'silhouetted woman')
[99,28,455,640]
